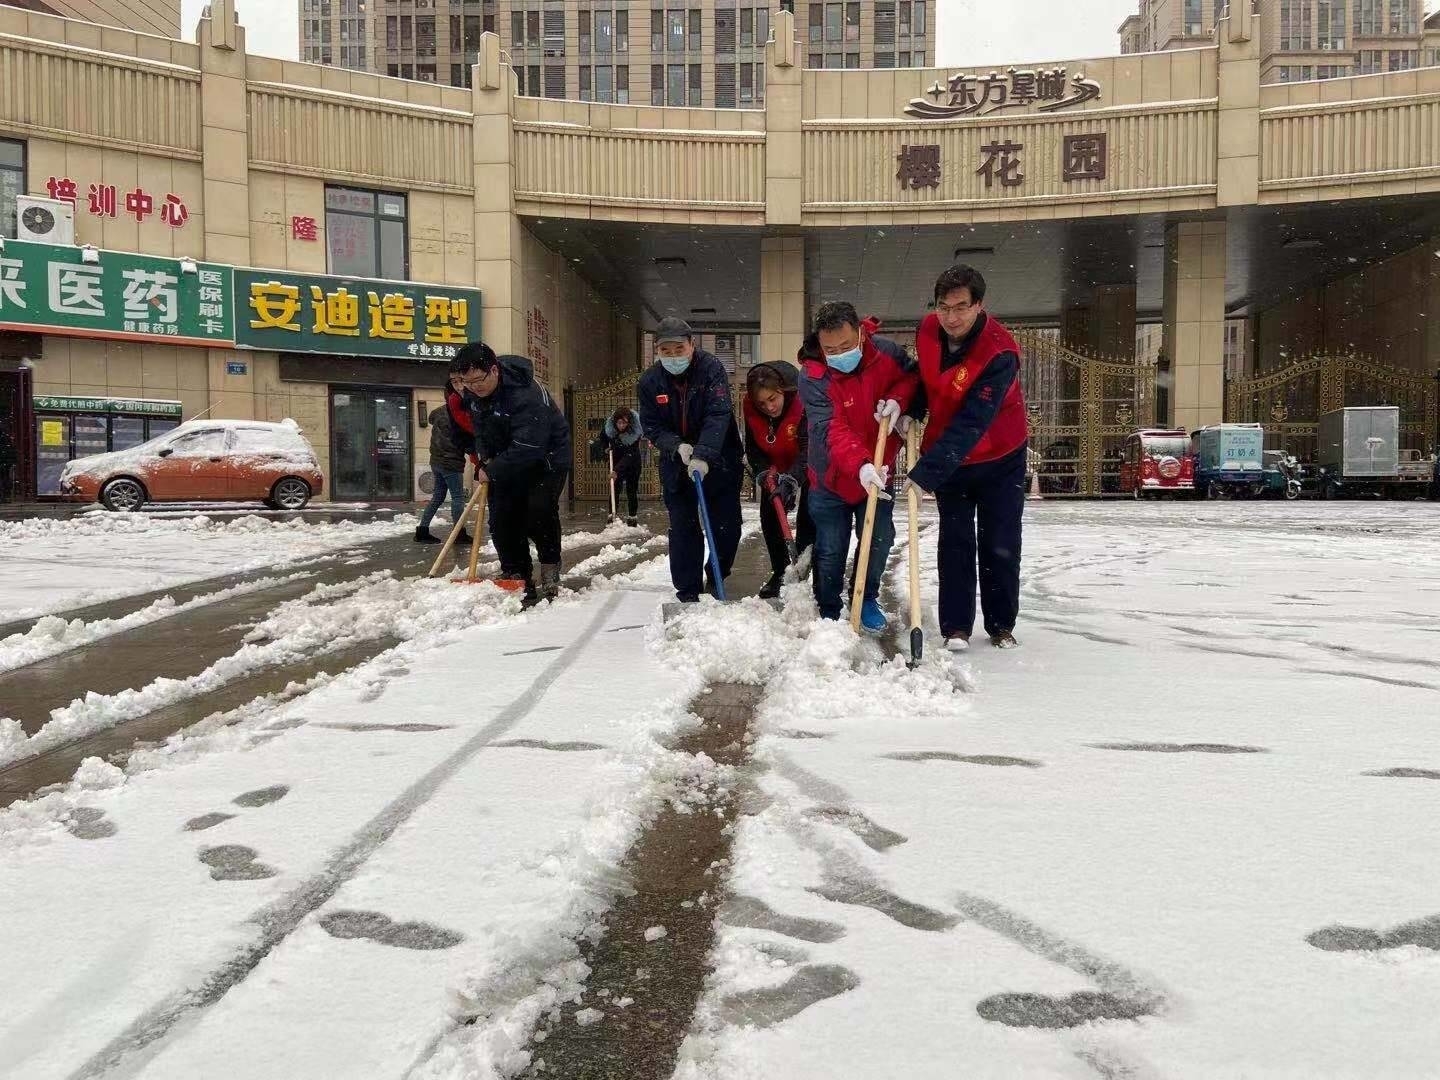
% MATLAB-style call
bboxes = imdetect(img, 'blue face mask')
[660,354,691,376]
[825,346,862,375]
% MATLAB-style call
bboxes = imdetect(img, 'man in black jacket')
[455,342,572,602]
[638,317,744,603]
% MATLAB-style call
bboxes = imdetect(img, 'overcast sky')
[181,0,1138,71]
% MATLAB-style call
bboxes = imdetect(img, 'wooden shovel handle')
[849,415,892,632]
[428,477,487,578]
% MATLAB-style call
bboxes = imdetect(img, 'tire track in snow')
[63,592,624,1080]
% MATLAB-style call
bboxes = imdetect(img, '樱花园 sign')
[232,270,482,360]
[0,239,233,347]
[33,395,184,418]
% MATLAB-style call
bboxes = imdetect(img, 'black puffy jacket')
[637,350,743,493]
[460,355,572,486]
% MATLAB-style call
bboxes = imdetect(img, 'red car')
[59,420,324,511]
[1120,429,1195,498]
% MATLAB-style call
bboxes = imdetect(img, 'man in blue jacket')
[638,317,744,603]
[455,342,572,603]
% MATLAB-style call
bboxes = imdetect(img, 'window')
[400,14,412,46]
[617,64,629,102]
[716,61,735,107]
[668,62,685,104]
[740,7,753,46]
[465,14,481,51]
[824,52,840,67]
[387,15,398,48]
[511,10,524,45]
[844,51,859,67]
[528,63,540,92]
[580,63,592,98]
[824,2,840,40]
[418,64,436,80]
[596,63,614,101]
[898,50,910,66]
[898,0,910,36]
[0,139,23,239]
[652,62,664,104]
[1317,0,1345,49]
[875,0,895,44]
[755,60,764,103]
[170,430,229,457]
[875,51,894,67]
[326,187,407,280]
[689,61,702,104]
[449,13,461,50]
[543,9,564,53]
[668,9,685,50]
[580,9,591,52]
[1183,0,1201,33]
[527,10,540,43]
[715,7,733,49]
[1389,49,1415,69]
[1316,64,1347,79]
[596,9,613,52]
[416,14,435,54]
[756,7,769,45]
[1279,0,1311,50]
[1356,0,1381,35]
[1388,0,1414,34]
[652,8,663,50]
[845,1,859,41]
[739,62,753,102]
[808,51,822,66]
[913,0,924,35]
[1358,48,1383,73]
[617,10,628,50]
[691,8,704,49]
[808,2,823,43]
[544,63,564,96]
[388,62,399,75]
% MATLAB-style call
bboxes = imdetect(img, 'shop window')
[325,185,408,280]
[0,139,23,239]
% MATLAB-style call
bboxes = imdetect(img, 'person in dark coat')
[904,264,1029,651]
[590,406,645,525]
[454,342,572,603]
[414,397,472,545]
[637,316,744,603]
[743,356,813,598]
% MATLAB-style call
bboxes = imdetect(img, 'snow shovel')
[607,448,619,524]
[849,415,892,634]
[761,473,801,577]
[660,465,737,621]
[904,424,924,669]
[429,478,486,578]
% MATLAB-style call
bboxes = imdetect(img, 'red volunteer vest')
[743,392,803,473]
[915,312,1028,466]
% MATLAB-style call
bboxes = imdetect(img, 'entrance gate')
[1015,329,1156,497]
[1225,353,1437,460]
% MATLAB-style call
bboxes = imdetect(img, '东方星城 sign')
[233,270,483,361]
[0,239,233,347]
[905,67,1102,121]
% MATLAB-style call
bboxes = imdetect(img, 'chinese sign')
[896,145,942,190]
[232,270,482,360]
[0,239,234,347]
[956,134,1108,190]
[905,67,1102,120]
[292,216,319,242]
[46,177,189,228]
[526,307,552,388]
[977,141,1025,188]
[1062,133,1108,181]
[33,395,183,418]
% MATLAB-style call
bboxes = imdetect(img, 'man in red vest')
[903,264,1029,651]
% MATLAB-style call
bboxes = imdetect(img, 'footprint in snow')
[717,895,846,943]
[1363,767,1440,780]
[184,812,237,832]
[492,738,607,752]
[198,844,279,881]
[976,990,1153,1029]
[315,722,452,733]
[1307,913,1440,953]
[320,909,464,950]
[1090,742,1267,755]
[883,750,1042,768]
[808,872,959,933]
[65,807,117,840]
[803,806,908,851]
[233,784,290,807]
[717,964,860,1028]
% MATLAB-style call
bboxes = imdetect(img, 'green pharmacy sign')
[232,269,482,361]
[0,239,233,347]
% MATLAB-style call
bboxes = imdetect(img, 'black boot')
[456,529,475,548]
[414,525,440,544]
[758,570,783,600]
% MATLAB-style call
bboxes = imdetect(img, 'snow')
[0,511,414,622]
[4,500,1440,1079]
[645,925,668,942]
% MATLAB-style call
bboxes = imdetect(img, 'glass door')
[330,388,413,501]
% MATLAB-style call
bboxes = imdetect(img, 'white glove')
[677,443,694,465]
[690,458,710,479]
[859,463,892,501]
[874,399,902,427]
[894,414,914,437]
[902,476,928,499]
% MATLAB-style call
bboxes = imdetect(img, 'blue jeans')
[419,468,465,529]
[808,485,895,621]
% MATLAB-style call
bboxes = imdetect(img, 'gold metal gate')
[1225,353,1437,460]
[1015,329,1156,497]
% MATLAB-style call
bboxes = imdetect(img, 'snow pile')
[644,925,668,942]
[648,599,806,686]
[560,519,650,551]
[0,574,303,676]
[568,543,651,577]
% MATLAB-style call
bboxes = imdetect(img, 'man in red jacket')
[904,264,1029,650]
[800,301,919,633]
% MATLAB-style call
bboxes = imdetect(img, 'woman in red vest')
[743,355,814,598]
[904,264,1029,651]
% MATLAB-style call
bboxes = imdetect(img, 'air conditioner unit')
[15,196,75,245]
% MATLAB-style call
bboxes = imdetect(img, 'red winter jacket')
[446,389,479,467]
[799,321,919,505]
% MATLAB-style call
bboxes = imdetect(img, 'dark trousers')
[935,446,1026,638]
[664,470,742,600]
[489,467,567,582]
[759,481,815,577]
[419,468,465,529]
[615,465,640,517]
[809,485,895,621]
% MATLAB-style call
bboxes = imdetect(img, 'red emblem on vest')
[785,424,797,438]
[655,394,670,405]
[951,368,969,391]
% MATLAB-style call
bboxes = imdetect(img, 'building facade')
[1,0,1438,505]
[300,0,933,102]
[1,0,178,36]
[1119,0,1440,84]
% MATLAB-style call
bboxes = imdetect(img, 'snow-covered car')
[58,419,325,512]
